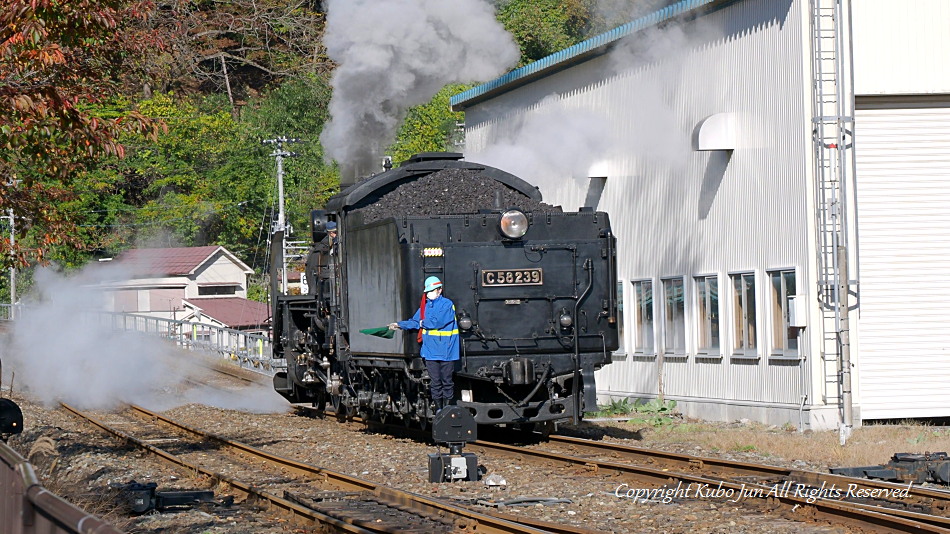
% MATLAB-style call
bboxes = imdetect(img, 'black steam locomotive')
[271,153,618,429]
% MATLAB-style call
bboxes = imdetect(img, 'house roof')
[111,246,253,277]
[450,0,730,111]
[184,297,270,328]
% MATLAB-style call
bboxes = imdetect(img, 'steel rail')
[545,434,950,519]
[468,438,950,533]
[128,404,595,534]
[60,403,379,534]
[81,403,587,534]
[319,409,950,532]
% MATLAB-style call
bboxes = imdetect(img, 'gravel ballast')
[3,355,859,534]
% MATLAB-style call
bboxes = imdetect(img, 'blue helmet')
[424,276,442,292]
[326,221,337,231]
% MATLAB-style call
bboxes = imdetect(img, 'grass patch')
[590,397,680,427]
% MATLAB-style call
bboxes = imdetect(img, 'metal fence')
[0,440,123,534]
[90,311,279,375]
[1,304,280,375]
[0,303,21,322]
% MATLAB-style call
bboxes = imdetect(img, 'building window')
[198,285,238,296]
[633,280,654,354]
[662,277,685,355]
[695,275,720,356]
[769,269,798,356]
[731,272,757,356]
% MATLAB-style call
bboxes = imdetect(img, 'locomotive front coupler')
[428,406,479,483]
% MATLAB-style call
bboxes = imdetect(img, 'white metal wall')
[464,0,820,424]
[854,98,950,418]
[853,0,950,95]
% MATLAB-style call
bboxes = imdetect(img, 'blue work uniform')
[397,294,459,403]
[397,295,460,361]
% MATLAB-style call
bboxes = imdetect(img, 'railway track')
[303,407,950,533]
[465,434,950,533]
[543,433,950,513]
[61,402,597,534]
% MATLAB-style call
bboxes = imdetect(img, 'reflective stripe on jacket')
[397,295,460,361]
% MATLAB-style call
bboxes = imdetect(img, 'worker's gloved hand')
[388,323,399,330]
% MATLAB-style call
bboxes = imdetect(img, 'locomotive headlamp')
[559,309,573,328]
[499,209,529,239]
[458,312,473,330]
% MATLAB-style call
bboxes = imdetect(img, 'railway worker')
[322,221,338,255]
[307,221,338,288]
[389,276,460,413]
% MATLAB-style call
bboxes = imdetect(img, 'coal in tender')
[352,168,561,224]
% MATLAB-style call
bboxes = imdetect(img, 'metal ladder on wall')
[810,0,856,432]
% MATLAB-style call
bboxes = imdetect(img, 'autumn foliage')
[0,0,162,267]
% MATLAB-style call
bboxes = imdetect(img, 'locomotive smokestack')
[340,153,379,186]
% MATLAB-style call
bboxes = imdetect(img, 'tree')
[0,0,161,270]
[388,84,470,165]
[496,0,596,65]
[76,74,336,273]
[140,0,331,108]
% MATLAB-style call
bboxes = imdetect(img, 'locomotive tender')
[271,152,619,429]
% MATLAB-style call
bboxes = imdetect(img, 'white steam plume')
[320,0,520,182]
[471,8,721,196]
[0,266,287,414]
[473,97,620,192]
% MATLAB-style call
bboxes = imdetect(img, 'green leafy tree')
[241,74,339,238]
[388,84,470,165]
[496,0,597,65]
[77,74,336,277]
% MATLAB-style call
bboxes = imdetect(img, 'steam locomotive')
[271,153,618,430]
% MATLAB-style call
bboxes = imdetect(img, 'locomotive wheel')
[310,389,328,414]
[417,401,431,430]
[330,394,348,421]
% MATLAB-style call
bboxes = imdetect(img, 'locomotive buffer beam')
[428,406,479,483]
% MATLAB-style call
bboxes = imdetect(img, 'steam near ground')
[0,266,288,414]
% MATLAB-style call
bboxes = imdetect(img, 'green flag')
[359,326,395,339]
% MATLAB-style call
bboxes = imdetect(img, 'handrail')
[0,440,124,534]
[91,311,280,375]
[1,305,281,375]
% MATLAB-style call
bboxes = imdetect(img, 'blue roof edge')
[450,0,721,110]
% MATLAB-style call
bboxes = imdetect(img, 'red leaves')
[0,0,163,267]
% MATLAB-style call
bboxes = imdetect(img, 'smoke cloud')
[470,5,721,198]
[473,97,620,192]
[320,0,520,182]
[0,265,287,414]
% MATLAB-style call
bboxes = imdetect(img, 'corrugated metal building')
[451,0,950,430]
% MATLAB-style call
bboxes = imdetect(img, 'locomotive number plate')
[481,268,543,287]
